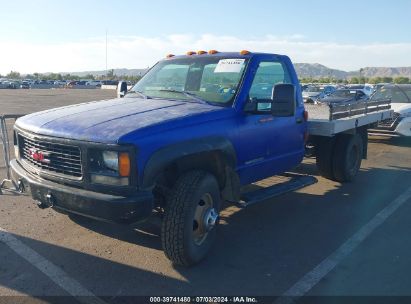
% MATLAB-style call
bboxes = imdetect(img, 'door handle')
[296,117,303,124]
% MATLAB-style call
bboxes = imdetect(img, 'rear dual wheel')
[316,133,364,182]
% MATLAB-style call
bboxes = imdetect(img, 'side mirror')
[271,84,296,117]
[117,81,128,98]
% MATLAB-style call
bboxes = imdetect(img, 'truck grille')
[18,134,83,179]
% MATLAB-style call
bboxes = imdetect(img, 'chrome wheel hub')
[193,193,218,245]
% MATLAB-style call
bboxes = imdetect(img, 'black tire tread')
[161,170,208,266]
[316,137,335,180]
[333,134,363,182]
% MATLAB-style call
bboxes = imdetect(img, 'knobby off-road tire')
[161,171,221,266]
[332,134,364,182]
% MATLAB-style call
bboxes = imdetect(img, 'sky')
[1,0,411,75]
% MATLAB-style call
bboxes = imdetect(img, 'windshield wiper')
[158,89,210,104]
[127,90,151,99]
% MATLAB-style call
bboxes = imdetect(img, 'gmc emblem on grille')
[29,148,50,164]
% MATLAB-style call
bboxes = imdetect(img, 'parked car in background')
[76,81,87,85]
[5,81,19,89]
[20,81,30,89]
[54,80,67,86]
[347,84,374,96]
[370,84,411,137]
[318,89,368,105]
[86,80,102,87]
[66,81,78,88]
[102,80,119,86]
[302,85,336,103]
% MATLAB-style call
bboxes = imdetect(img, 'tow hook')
[36,192,55,209]
[46,192,55,207]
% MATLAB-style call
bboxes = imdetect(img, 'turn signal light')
[119,152,131,177]
[166,54,175,58]
[208,50,219,54]
[197,50,207,55]
[240,50,250,55]
[186,51,196,55]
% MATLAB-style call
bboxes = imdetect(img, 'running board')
[237,174,318,208]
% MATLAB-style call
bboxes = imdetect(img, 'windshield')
[130,57,248,105]
[329,90,356,98]
[371,86,411,103]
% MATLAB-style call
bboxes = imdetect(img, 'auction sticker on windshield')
[214,59,245,73]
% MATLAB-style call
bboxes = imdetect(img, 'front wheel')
[161,171,221,266]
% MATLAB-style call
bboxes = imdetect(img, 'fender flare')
[141,136,237,189]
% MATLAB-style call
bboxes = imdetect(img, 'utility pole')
[105,29,108,79]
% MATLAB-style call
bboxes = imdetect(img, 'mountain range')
[294,63,411,79]
[64,64,411,79]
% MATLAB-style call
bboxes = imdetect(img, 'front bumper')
[10,159,154,223]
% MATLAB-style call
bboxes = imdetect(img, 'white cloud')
[1,34,411,75]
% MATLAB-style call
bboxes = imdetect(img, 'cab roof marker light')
[166,54,175,58]
[186,51,196,56]
[208,50,219,54]
[240,50,251,55]
[197,50,207,55]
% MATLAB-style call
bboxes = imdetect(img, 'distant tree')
[63,74,80,80]
[107,69,115,79]
[84,74,95,80]
[393,77,410,84]
[382,77,393,83]
[349,77,359,84]
[368,77,382,84]
[6,70,21,79]
[358,76,368,84]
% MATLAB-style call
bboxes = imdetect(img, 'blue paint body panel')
[15,52,307,186]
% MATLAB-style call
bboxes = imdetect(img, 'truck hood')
[390,103,411,114]
[16,96,223,143]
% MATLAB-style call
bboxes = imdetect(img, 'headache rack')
[306,99,393,137]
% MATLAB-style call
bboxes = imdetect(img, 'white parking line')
[0,227,107,304]
[276,185,411,304]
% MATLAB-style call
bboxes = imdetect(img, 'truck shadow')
[368,136,411,148]
[2,164,411,297]
[68,214,162,251]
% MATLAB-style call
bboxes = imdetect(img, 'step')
[237,173,318,208]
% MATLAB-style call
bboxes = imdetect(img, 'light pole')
[105,29,108,80]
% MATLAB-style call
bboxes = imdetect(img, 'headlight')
[89,150,131,186]
[102,151,119,171]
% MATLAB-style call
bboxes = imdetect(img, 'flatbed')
[306,99,393,137]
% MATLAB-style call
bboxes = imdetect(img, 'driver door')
[236,59,304,184]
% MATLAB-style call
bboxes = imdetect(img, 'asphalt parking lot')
[1,89,411,302]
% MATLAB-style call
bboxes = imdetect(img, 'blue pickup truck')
[10,51,392,266]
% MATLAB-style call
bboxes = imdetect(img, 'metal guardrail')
[0,114,26,194]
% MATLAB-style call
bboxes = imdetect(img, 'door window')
[248,61,292,111]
